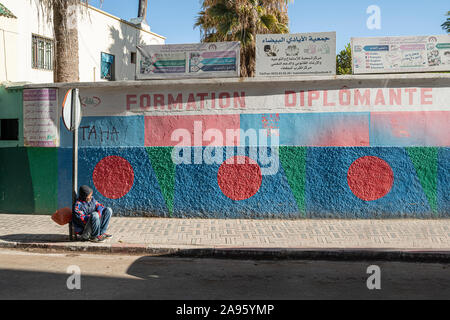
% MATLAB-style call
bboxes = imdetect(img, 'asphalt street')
[0,249,448,300]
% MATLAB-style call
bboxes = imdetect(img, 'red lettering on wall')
[308,90,320,106]
[339,88,351,106]
[219,92,231,108]
[285,91,296,107]
[374,89,386,105]
[421,88,433,105]
[186,93,197,110]
[405,88,417,105]
[354,89,370,106]
[211,92,216,109]
[154,94,165,110]
[197,93,208,109]
[168,93,183,110]
[233,92,246,108]
[140,94,151,110]
[323,90,336,107]
[126,94,137,110]
[389,89,402,105]
[300,90,305,107]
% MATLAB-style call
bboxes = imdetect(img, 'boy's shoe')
[102,233,113,239]
[89,235,106,243]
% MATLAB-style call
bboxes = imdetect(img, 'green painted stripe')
[279,146,307,215]
[146,147,175,216]
[406,147,438,214]
[27,148,58,214]
[0,148,35,213]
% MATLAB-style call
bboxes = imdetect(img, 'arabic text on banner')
[23,88,59,147]
[256,32,336,77]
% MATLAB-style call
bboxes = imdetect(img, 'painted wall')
[0,86,58,213]
[0,85,23,147]
[1,75,449,217]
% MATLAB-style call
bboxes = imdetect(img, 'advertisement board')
[256,32,336,77]
[136,42,240,79]
[352,35,450,74]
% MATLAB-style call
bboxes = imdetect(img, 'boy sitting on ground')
[72,185,113,242]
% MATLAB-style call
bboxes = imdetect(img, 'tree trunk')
[53,0,79,82]
[138,0,148,19]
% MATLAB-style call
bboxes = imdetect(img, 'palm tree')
[37,0,95,83]
[195,0,291,77]
[442,11,450,33]
[138,0,148,22]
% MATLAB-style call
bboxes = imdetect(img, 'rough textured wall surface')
[65,146,448,218]
[2,76,450,217]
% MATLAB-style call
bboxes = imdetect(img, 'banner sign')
[74,85,449,117]
[255,32,336,77]
[352,34,450,74]
[23,88,59,147]
[136,42,240,79]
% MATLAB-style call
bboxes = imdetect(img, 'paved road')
[0,249,448,300]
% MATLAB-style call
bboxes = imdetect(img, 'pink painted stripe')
[370,111,450,146]
[145,115,240,147]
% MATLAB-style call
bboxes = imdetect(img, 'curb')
[1,241,449,263]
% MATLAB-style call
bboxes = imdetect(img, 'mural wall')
[1,75,449,217]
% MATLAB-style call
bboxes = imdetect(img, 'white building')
[0,0,165,83]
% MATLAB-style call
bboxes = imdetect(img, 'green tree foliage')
[195,0,291,77]
[442,11,450,33]
[336,43,352,75]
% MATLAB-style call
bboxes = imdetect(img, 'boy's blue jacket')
[72,197,105,233]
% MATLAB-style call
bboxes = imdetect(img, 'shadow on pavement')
[0,255,448,300]
[0,234,69,243]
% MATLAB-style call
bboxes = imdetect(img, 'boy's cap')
[79,185,93,200]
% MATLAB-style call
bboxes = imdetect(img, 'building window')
[101,52,115,80]
[0,119,19,141]
[32,35,53,70]
[131,52,136,64]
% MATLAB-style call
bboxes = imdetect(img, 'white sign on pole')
[23,88,59,147]
[255,32,336,77]
[136,42,240,79]
[352,34,450,74]
[62,88,82,131]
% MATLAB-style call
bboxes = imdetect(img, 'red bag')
[51,207,73,225]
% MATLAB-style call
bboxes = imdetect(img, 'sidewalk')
[0,214,449,261]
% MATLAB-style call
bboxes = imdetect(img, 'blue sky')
[90,0,449,52]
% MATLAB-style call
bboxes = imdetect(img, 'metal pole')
[70,88,79,241]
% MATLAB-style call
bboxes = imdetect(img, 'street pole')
[70,88,79,241]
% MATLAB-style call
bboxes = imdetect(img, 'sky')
[89,0,449,53]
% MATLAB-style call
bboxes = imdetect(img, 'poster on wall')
[136,42,240,79]
[23,88,59,147]
[351,34,450,74]
[255,32,336,77]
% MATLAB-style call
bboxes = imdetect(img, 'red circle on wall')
[217,156,262,201]
[93,156,134,199]
[347,156,394,201]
